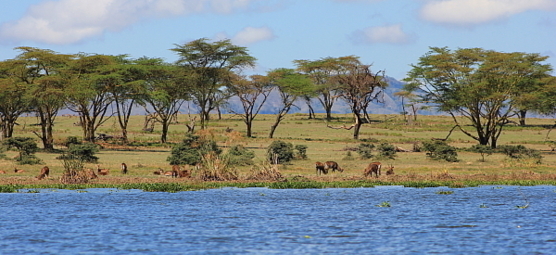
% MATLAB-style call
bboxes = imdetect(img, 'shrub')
[226,144,255,166]
[267,140,294,164]
[197,153,238,181]
[167,134,222,166]
[59,158,91,184]
[377,143,397,159]
[57,143,100,163]
[357,143,375,159]
[496,145,542,164]
[64,136,82,147]
[2,137,43,165]
[469,144,493,162]
[294,144,308,160]
[422,140,459,162]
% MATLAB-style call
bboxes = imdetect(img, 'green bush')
[226,144,255,166]
[422,140,459,162]
[267,140,294,164]
[377,143,397,159]
[64,136,82,147]
[469,144,493,162]
[57,142,100,163]
[357,143,375,159]
[496,145,542,164]
[294,144,308,160]
[167,134,222,166]
[2,137,43,165]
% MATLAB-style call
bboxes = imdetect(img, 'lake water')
[1,186,555,254]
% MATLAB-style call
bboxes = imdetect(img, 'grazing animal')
[36,166,50,180]
[386,165,395,175]
[324,161,344,173]
[14,168,25,173]
[178,169,191,178]
[0,170,6,174]
[364,162,382,178]
[315,162,329,175]
[97,165,109,175]
[87,169,98,179]
[154,168,164,175]
[164,170,178,178]
[121,163,128,174]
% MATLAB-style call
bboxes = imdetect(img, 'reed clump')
[245,161,284,181]
[60,158,91,184]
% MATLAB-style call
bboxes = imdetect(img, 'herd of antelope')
[315,161,394,178]
[1,160,394,180]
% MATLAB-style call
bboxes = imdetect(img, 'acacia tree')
[294,57,343,121]
[0,59,32,139]
[227,74,273,138]
[171,38,256,129]
[141,58,187,143]
[12,47,72,150]
[404,47,553,148]
[63,54,116,142]
[267,68,314,139]
[334,56,387,140]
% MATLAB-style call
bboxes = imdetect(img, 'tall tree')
[0,59,33,140]
[12,47,72,150]
[404,47,553,148]
[141,58,187,143]
[227,74,273,138]
[267,68,314,139]
[171,38,256,129]
[63,54,116,142]
[294,57,343,121]
[334,56,387,140]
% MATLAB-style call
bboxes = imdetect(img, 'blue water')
[0,186,555,254]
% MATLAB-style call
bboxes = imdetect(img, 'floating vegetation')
[435,190,454,195]
[376,201,391,207]
[479,203,489,208]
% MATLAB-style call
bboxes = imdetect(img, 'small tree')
[294,144,308,160]
[267,140,294,164]
[377,143,397,160]
[167,134,222,166]
[357,143,375,159]
[497,145,542,164]
[226,144,255,166]
[469,144,493,162]
[2,137,42,164]
[422,140,459,162]
[57,143,100,163]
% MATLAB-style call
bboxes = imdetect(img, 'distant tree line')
[0,40,554,148]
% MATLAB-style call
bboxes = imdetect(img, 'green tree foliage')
[357,143,375,159]
[469,144,493,162]
[2,137,42,164]
[294,144,308,160]
[267,140,294,164]
[0,60,32,139]
[496,145,542,164]
[377,143,397,160]
[167,134,222,166]
[266,68,315,138]
[171,38,256,129]
[422,140,459,162]
[226,144,255,166]
[405,47,553,148]
[226,74,273,137]
[57,143,100,163]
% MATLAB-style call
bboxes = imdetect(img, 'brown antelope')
[0,170,6,174]
[315,162,329,175]
[87,168,98,179]
[121,163,128,174]
[14,168,25,173]
[178,169,191,178]
[386,164,395,175]
[153,168,164,175]
[324,161,344,173]
[364,162,382,178]
[164,170,178,178]
[97,165,109,175]
[36,166,50,180]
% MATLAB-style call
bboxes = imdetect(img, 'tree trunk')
[518,110,527,126]
[352,114,362,140]
[161,120,169,143]
[246,120,253,138]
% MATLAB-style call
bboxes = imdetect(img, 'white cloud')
[0,0,270,45]
[350,24,415,44]
[420,0,556,26]
[231,26,275,45]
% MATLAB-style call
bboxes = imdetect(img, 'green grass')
[2,113,556,191]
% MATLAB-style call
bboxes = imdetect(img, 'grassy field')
[1,112,556,189]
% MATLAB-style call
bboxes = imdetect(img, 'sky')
[0,0,555,80]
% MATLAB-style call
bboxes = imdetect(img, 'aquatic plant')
[435,190,454,195]
[376,201,391,207]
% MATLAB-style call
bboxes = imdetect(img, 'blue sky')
[0,0,555,80]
